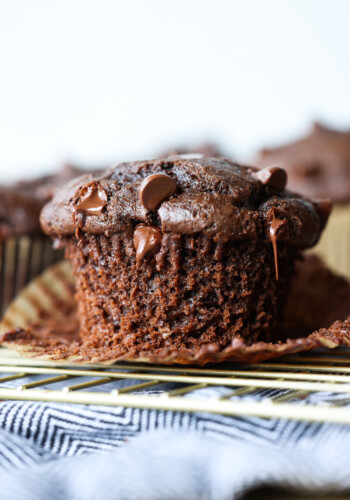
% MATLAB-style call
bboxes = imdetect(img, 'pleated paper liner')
[0,236,64,319]
[1,255,350,365]
[312,204,350,280]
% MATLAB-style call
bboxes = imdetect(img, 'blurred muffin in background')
[14,163,89,203]
[161,142,225,158]
[256,123,350,202]
[256,122,350,278]
[0,163,103,316]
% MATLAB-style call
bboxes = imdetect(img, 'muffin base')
[65,231,297,353]
[2,256,350,365]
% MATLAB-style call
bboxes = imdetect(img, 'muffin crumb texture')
[66,234,296,351]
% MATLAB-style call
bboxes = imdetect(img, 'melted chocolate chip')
[255,166,287,191]
[73,181,107,215]
[133,224,162,266]
[139,174,177,211]
[268,208,287,281]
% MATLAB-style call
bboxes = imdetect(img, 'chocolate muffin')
[256,122,350,278]
[40,157,329,354]
[0,186,43,240]
[0,164,103,316]
[256,122,350,203]
[0,164,93,240]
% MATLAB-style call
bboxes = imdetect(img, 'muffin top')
[40,156,330,250]
[256,123,350,203]
[0,164,102,240]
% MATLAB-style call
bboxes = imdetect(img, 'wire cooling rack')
[1,347,350,424]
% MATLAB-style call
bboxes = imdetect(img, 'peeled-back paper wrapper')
[0,236,63,319]
[1,255,350,365]
[312,204,350,280]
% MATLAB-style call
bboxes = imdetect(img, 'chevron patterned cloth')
[0,377,349,499]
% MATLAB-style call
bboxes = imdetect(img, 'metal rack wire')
[1,347,350,424]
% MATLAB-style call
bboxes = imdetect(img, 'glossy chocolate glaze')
[41,157,329,254]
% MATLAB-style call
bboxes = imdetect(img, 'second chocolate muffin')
[40,157,329,353]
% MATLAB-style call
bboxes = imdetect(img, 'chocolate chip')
[313,198,332,220]
[254,166,287,191]
[73,181,107,215]
[133,223,162,266]
[139,174,177,211]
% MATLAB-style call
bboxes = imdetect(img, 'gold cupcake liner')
[0,236,63,319]
[1,256,350,365]
[312,204,350,279]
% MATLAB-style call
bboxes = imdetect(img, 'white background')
[0,0,349,182]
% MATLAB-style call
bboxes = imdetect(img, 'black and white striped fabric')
[0,377,350,499]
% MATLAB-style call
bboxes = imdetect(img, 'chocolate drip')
[133,224,162,266]
[269,208,286,281]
